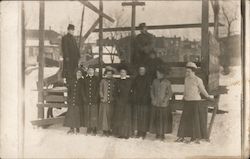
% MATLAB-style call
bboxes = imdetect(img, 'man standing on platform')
[134,23,155,66]
[61,24,80,102]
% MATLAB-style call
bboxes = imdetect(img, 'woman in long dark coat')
[82,66,100,135]
[112,67,133,139]
[64,69,84,134]
[176,62,214,144]
[149,66,173,141]
[98,69,115,136]
[132,66,151,139]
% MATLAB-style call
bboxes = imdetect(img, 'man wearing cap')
[62,24,80,84]
[176,62,214,144]
[134,23,155,66]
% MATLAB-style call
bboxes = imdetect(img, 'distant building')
[154,36,201,62]
[179,39,201,62]
[154,36,181,62]
[25,29,62,67]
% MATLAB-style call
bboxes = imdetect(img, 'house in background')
[154,36,201,63]
[25,29,62,67]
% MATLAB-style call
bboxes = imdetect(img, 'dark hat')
[117,64,130,73]
[104,66,115,74]
[139,23,146,28]
[74,67,84,75]
[67,24,75,30]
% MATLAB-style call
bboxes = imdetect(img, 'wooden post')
[211,0,219,40]
[20,1,25,157]
[38,0,45,119]
[99,0,103,77]
[201,0,209,83]
[79,4,85,52]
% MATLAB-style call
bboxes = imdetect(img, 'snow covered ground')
[23,66,242,158]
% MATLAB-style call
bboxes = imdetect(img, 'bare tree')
[103,9,129,63]
[220,0,240,37]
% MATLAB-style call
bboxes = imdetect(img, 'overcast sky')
[24,0,240,41]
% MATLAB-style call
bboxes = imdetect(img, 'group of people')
[62,24,214,144]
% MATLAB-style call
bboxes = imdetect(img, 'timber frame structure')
[30,0,227,140]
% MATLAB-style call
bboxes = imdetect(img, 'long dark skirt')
[177,101,208,139]
[98,102,113,131]
[132,104,138,132]
[149,106,172,135]
[64,106,81,128]
[83,104,98,128]
[136,105,150,133]
[112,103,132,138]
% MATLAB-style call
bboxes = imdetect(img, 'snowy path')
[23,67,242,158]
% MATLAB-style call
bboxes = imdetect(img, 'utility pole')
[122,0,145,63]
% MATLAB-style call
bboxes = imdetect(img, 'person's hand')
[207,95,215,102]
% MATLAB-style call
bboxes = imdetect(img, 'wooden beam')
[77,0,115,23]
[201,0,209,78]
[208,95,220,138]
[93,22,223,32]
[45,95,67,102]
[37,103,68,108]
[79,4,85,50]
[122,2,145,6]
[38,0,45,119]
[99,0,103,77]
[82,18,99,43]
[31,116,65,126]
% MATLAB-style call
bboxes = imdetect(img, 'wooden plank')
[201,0,209,77]
[208,95,220,138]
[43,87,67,93]
[82,18,99,43]
[78,4,85,49]
[99,0,103,77]
[45,95,67,102]
[31,116,65,126]
[37,103,68,108]
[37,0,45,119]
[93,23,223,32]
[77,0,115,22]
[122,2,145,6]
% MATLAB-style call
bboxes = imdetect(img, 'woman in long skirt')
[176,62,214,144]
[149,66,173,141]
[64,69,84,134]
[132,66,151,139]
[112,67,133,139]
[98,68,115,136]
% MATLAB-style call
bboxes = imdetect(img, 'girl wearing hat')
[82,66,100,135]
[63,69,84,134]
[176,62,214,144]
[98,68,116,136]
[149,66,173,141]
[112,67,133,139]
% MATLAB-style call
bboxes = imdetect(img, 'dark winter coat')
[132,75,151,105]
[61,33,80,77]
[82,75,100,106]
